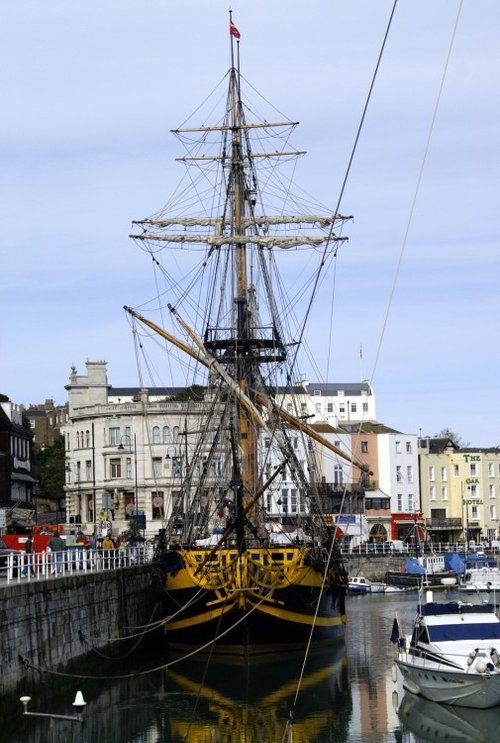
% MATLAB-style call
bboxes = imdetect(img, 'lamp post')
[20,691,86,736]
[165,447,183,478]
[118,433,138,513]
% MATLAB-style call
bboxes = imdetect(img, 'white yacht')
[394,591,500,708]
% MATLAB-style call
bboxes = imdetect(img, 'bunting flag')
[230,19,241,39]
[390,616,400,645]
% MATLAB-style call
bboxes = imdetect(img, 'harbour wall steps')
[0,566,157,696]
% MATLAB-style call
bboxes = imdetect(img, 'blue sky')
[2,1,499,447]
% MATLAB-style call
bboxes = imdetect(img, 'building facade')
[0,394,36,522]
[419,437,500,545]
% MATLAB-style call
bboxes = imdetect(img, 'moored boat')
[393,590,500,708]
[459,566,500,594]
[386,553,462,588]
[348,576,385,594]
[126,17,370,655]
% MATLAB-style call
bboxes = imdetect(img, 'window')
[152,426,160,444]
[109,427,120,446]
[362,402,368,413]
[395,441,401,454]
[430,486,436,501]
[469,483,478,498]
[350,403,357,413]
[152,491,165,519]
[453,464,459,477]
[265,437,270,449]
[162,426,170,444]
[396,465,403,483]
[339,404,345,414]
[85,430,90,447]
[408,494,414,512]
[300,403,307,414]
[489,463,495,477]
[429,466,435,482]
[397,494,403,511]
[299,490,306,513]
[361,441,368,453]
[442,486,448,501]
[290,489,297,513]
[407,465,413,483]
[470,463,477,476]
[334,465,344,486]
[110,458,121,478]
[490,505,497,520]
[471,505,479,520]
[313,389,321,396]
[280,490,289,513]
[85,460,92,481]
[126,457,132,479]
[406,441,412,454]
[86,494,94,522]
[327,403,333,413]
[172,426,179,442]
[490,484,496,499]
[152,457,162,478]
[287,402,293,413]
[315,403,321,413]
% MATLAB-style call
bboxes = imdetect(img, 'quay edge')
[0,566,157,696]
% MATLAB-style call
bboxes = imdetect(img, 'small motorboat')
[459,566,500,594]
[348,576,385,594]
[393,590,500,708]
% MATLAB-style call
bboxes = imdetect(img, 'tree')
[34,436,66,503]
[438,428,469,448]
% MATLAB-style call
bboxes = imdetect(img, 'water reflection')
[4,588,488,742]
[164,646,351,742]
[397,692,500,742]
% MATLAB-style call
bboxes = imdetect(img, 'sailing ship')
[126,19,369,655]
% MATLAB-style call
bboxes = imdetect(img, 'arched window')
[152,426,161,444]
[172,426,179,442]
[162,426,170,444]
[85,430,90,447]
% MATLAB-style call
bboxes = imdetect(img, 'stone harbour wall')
[0,566,157,696]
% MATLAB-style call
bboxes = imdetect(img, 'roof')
[339,421,401,435]
[419,437,458,453]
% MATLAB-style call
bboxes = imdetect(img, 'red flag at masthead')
[229,19,241,39]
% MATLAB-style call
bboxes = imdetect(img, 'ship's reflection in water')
[2,643,351,743]
[164,645,351,743]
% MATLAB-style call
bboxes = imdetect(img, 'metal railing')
[340,542,500,556]
[2,544,153,584]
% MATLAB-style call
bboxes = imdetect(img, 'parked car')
[0,536,23,570]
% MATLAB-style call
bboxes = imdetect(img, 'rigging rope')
[289,0,399,382]
[369,0,464,384]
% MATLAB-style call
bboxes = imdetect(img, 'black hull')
[155,580,346,655]
[386,570,459,588]
[165,611,345,656]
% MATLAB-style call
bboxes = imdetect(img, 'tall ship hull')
[155,546,347,654]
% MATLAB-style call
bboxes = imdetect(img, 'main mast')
[230,42,257,552]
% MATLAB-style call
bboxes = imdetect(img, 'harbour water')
[2,589,499,742]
